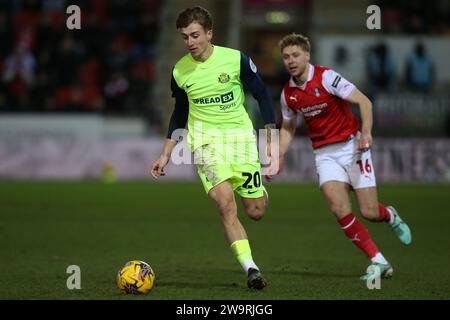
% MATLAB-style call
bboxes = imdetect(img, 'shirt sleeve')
[166,73,189,140]
[322,69,356,99]
[240,52,276,125]
[280,88,297,121]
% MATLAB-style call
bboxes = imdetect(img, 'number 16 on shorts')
[351,150,376,188]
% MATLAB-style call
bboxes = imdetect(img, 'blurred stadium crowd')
[0,0,449,135]
[0,0,160,119]
[366,0,450,95]
[378,0,450,34]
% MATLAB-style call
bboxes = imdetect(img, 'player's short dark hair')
[176,6,213,31]
[279,33,311,53]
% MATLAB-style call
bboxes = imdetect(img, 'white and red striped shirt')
[281,64,359,149]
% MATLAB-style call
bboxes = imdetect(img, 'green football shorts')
[194,142,265,198]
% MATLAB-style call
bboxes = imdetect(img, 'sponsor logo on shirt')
[301,103,327,117]
[193,91,234,105]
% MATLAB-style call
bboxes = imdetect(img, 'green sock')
[230,239,258,273]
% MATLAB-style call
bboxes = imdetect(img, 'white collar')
[289,64,314,89]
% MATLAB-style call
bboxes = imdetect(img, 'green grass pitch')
[1,181,449,299]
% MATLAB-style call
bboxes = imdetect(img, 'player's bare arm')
[151,68,189,180]
[266,116,296,181]
[278,116,297,174]
[346,88,373,151]
[151,139,177,179]
[264,123,277,181]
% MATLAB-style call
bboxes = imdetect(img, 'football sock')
[338,213,380,259]
[230,239,258,273]
[377,204,393,223]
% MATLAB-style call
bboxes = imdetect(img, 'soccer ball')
[116,260,156,294]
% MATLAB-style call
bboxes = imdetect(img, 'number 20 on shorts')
[242,172,261,189]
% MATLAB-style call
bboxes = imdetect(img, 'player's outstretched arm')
[274,89,299,177]
[346,88,373,151]
[278,116,297,173]
[151,72,189,179]
[150,139,177,179]
[266,117,296,181]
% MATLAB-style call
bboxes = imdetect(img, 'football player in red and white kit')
[273,33,412,280]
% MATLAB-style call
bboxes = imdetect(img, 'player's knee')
[248,208,265,221]
[244,202,266,221]
[360,204,379,221]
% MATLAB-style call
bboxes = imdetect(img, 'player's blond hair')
[279,33,311,53]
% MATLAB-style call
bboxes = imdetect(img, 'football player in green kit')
[151,6,276,290]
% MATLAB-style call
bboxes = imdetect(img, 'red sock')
[377,204,392,222]
[338,213,380,259]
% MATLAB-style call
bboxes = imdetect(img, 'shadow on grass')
[153,270,355,292]
[267,269,356,279]
[154,280,241,290]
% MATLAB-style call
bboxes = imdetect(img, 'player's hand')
[359,132,373,152]
[265,173,274,183]
[150,154,169,179]
[265,154,284,182]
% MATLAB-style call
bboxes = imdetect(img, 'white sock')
[371,252,388,265]
[243,261,259,273]
[386,207,395,225]
[263,186,269,205]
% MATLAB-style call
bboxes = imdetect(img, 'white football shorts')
[313,134,377,189]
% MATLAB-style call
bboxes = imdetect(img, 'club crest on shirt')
[314,87,321,97]
[218,72,230,84]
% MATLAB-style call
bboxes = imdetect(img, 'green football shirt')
[172,45,255,150]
